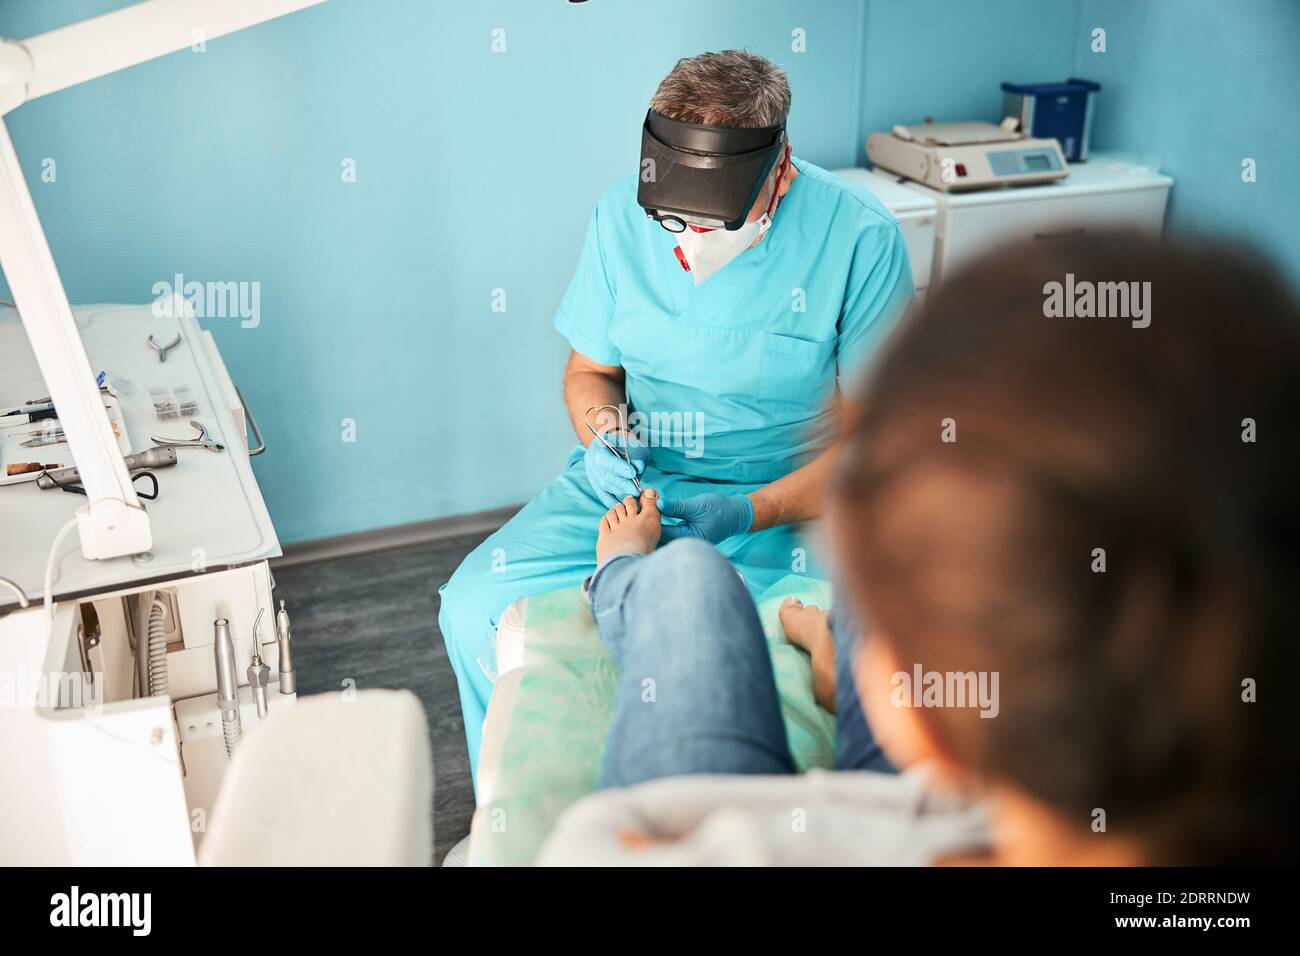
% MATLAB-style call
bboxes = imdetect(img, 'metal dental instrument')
[150,419,225,452]
[2,401,53,417]
[19,431,66,448]
[11,426,65,447]
[247,608,271,720]
[583,403,643,495]
[3,395,110,426]
[0,406,58,427]
[147,332,182,362]
[37,445,178,489]
[275,599,296,695]
[213,618,242,759]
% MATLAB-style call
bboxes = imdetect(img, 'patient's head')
[830,232,1300,864]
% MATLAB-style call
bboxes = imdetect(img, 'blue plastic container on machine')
[1001,78,1101,163]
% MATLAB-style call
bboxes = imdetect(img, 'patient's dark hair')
[834,232,1300,864]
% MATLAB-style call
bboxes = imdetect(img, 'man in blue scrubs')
[440,51,913,785]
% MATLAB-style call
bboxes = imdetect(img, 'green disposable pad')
[469,574,834,866]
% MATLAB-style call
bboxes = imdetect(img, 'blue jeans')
[438,447,826,789]
[587,539,894,789]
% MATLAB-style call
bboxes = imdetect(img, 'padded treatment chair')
[198,689,433,866]
[468,576,838,865]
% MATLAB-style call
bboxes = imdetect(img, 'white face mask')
[675,214,771,286]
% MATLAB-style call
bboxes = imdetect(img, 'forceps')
[151,419,225,452]
[584,403,643,495]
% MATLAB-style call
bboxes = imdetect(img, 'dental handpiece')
[275,599,296,695]
[213,618,242,758]
[36,445,178,489]
[247,608,271,720]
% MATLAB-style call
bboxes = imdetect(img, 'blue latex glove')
[583,430,649,507]
[658,492,754,544]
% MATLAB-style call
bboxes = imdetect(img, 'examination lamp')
[637,109,786,233]
[0,0,325,560]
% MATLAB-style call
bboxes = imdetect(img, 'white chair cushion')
[198,689,432,866]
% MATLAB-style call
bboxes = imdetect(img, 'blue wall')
[1073,0,1300,284]
[2,0,1297,544]
[859,0,1080,137]
[0,0,869,542]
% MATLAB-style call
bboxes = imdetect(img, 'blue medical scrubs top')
[554,158,914,485]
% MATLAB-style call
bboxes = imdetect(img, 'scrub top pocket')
[757,332,837,414]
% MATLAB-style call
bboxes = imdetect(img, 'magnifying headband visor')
[636,109,786,232]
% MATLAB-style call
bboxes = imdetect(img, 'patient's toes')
[779,598,808,635]
[779,599,804,625]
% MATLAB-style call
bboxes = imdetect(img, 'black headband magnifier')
[636,109,787,233]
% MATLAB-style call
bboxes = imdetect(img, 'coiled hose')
[146,597,170,697]
[222,709,243,759]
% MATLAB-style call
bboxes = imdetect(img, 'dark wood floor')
[270,529,490,866]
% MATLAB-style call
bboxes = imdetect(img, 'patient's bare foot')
[780,597,837,712]
[779,597,832,651]
[596,489,662,564]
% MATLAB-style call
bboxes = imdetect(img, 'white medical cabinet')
[0,304,286,865]
[836,153,1171,289]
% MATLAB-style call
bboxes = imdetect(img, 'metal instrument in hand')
[151,419,225,452]
[584,403,643,495]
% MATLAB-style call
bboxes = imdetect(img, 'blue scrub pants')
[437,446,824,789]
[589,539,893,788]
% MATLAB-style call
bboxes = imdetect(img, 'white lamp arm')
[0,117,152,560]
[2,0,326,115]
[0,0,325,563]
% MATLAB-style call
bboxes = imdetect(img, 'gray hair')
[650,50,791,129]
